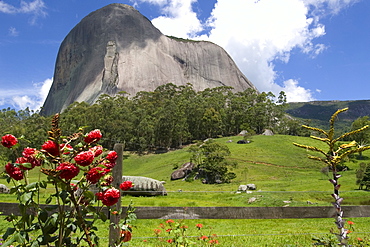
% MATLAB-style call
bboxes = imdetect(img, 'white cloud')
[0,0,46,24]
[304,0,360,15]
[0,1,16,13]
[281,79,315,102]
[148,0,203,38]
[0,77,52,111]
[8,27,19,36]
[135,0,359,102]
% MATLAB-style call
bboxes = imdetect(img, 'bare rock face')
[41,3,256,115]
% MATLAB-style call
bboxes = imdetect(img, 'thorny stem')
[68,184,94,247]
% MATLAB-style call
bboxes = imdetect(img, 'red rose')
[100,188,120,206]
[1,134,18,148]
[84,129,102,144]
[70,183,78,191]
[56,162,80,180]
[120,230,132,242]
[104,162,116,169]
[74,151,94,166]
[86,167,109,184]
[60,143,73,155]
[5,163,24,180]
[22,147,36,157]
[106,151,118,163]
[120,181,133,191]
[42,140,60,156]
[95,191,104,200]
[18,148,42,170]
[16,156,40,170]
[90,145,103,157]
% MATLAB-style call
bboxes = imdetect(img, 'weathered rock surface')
[121,175,167,196]
[41,3,256,115]
[238,184,256,191]
[0,184,9,194]
[171,162,194,180]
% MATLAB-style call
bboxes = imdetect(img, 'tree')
[350,116,370,145]
[189,139,237,184]
[356,162,370,190]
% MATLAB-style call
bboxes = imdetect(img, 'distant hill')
[286,100,370,130]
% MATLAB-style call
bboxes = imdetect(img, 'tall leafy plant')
[293,108,370,246]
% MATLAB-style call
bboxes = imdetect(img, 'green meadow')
[1,134,370,246]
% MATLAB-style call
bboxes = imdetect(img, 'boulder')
[262,129,274,136]
[238,185,248,191]
[238,130,248,136]
[246,184,257,190]
[248,197,257,203]
[171,162,194,180]
[238,184,256,191]
[237,140,250,144]
[122,176,167,196]
[0,184,9,194]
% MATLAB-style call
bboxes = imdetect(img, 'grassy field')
[1,134,370,206]
[1,134,370,246]
[118,134,370,207]
[0,217,369,246]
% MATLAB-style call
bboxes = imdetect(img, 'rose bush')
[1,114,134,247]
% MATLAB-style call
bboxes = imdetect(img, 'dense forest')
[1,84,309,156]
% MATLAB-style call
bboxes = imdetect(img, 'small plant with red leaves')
[153,219,219,246]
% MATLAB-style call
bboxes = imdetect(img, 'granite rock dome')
[41,3,256,115]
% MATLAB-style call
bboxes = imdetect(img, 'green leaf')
[18,162,32,169]
[59,190,69,203]
[2,227,16,241]
[83,190,94,200]
[38,210,48,223]
[66,222,77,233]
[87,205,96,213]
[99,211,107,222]
[45,196,53,204]
[31,240,40,247]
[39,180,48,189]
[2,236,15,247]
[25,182,38,191]
[14,232,26,244]
[20,192,33,204]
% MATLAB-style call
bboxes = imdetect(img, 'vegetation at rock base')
[188,139,237,184]
[1,84,291,155]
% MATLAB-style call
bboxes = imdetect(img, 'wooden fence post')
[109,143,124,246]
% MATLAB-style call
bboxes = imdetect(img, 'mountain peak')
[41,4,256,115]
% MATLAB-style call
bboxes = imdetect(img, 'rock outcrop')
[171,162,194,180]
[41,3,256,115]
[121,176,167,196]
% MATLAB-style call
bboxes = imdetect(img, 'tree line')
[1,83,308,156]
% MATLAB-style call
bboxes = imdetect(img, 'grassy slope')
[120,135,370,207]
[1,134,369,207]
[1,134,370,245]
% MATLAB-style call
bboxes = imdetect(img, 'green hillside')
[286,100,370,130]
[1,134,368,207]
[120,134,370,207]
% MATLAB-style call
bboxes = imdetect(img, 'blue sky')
[0,0,369,111]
